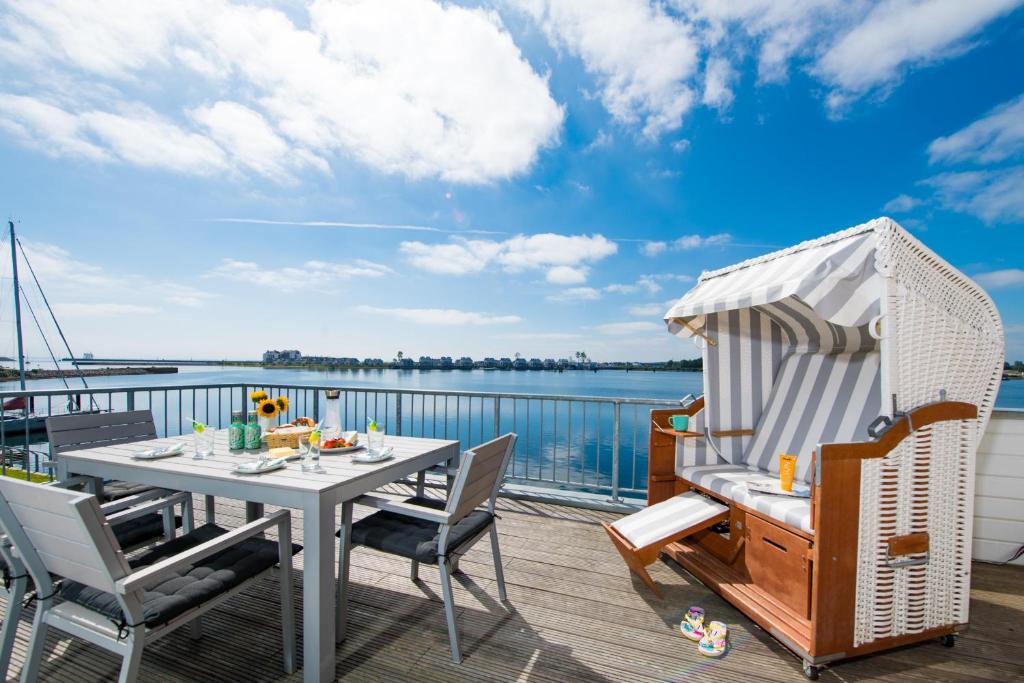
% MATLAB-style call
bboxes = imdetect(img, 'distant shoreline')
[0,366,178,383]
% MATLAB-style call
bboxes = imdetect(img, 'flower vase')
[258,416,274,433]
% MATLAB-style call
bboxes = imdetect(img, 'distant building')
[480,357,498,369]
[82,352,94,360]
[456,356,474,369]
[498,357,512,370]
[418,356,437,369]
[263,349,301,363]
[528,358,543,370]
[398,358,415,369]
[439,356,454,370]
[543,358,556,370]
[362,358,385,367]
[513,358,528,371]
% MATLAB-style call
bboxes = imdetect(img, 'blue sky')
[0,0,1022,363]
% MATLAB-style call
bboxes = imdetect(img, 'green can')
[244,410,261,450]
[228,410,245,450]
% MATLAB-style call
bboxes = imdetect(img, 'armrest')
[101,489,177,515]
[818,400,977,467]
[115,510,291,595]
[356,494,452,524]
[104,491,188,524]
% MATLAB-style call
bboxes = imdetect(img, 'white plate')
[351,447,393,464]
[133,444,185,460]
[233,459,287,475]
[320,444,365,454]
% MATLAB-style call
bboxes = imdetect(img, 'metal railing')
[0,382,683,502]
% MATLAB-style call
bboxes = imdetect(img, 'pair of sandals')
[680,606,727,657]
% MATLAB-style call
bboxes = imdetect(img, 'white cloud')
[206,257,393,291]
[923,167,1024,223]
[672,233,732,249]
[627,301,674,316]
[605,274,668,294]
[191,101,329,181]
[401,233,617,280]
[51,303,159,317]
[547,287,601,302]
[584,129,614,152]
[546,265,589,284]
[353,305,521,325]
[882,194,921,213]
[974,269,1024,289]
[702,56,736,110]
[928,93,1024,165]
[515,0,699,138]
[814,0,1022,113]
[0,0,564,184]
[595,321,662,335]
[641,241,668,256]
[671,138,691,152]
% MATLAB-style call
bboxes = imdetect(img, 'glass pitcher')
[322,389,342,441]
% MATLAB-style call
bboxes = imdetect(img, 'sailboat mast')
[9,220,26,390]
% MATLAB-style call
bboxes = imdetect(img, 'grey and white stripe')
[680,464,814,533]
[666,230,881,335]
[744,351,882,482]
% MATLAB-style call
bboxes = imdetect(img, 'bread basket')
[261,425,313,449]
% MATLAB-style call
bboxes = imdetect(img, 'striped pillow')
[744,351,882,483]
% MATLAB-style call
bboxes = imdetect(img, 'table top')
[57,429,460,500]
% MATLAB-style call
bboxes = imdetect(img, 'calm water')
[5,366,1019,495]
[10,364,1022,408]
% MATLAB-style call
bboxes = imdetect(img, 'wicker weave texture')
[852,222,1003,646]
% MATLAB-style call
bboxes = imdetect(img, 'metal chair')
[46,410,196,529]
[0,477,299,682]
[0,486,188,679]
[338,433,517,663]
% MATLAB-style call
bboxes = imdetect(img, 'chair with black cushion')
[46,410,195,534]
[0,488,188,680]
[0,477,299,682]
[338,432,517,664]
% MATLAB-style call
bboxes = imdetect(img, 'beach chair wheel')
[802,663,821,680]
[939,634,956,648]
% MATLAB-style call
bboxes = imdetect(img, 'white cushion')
[680,464,813,534]
[611,491,727,549]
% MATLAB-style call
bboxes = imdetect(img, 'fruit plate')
[320,444,365,455]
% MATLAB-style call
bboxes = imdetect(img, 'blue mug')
[668,415,689,431]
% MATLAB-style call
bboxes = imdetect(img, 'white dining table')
[54,429,460,683]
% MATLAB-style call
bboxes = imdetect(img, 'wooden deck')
[3,487,1022,682]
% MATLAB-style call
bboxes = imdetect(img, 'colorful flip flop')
[698,621,728,657]
[680,606,705,641]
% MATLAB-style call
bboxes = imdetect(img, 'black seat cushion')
[346,496,493,564]
[61,524,301,629]
[101,481,157,502]
[111,513,182,549]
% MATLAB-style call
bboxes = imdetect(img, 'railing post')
[312,389,320,423]
[240,385,247,416]
[492,395,500,439]
[395,392,403,436]
[126,389,135,411]
[609,401,621,503]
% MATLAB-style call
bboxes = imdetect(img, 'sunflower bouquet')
[250,390,290,421]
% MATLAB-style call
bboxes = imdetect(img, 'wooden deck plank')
[0,489,1020,682]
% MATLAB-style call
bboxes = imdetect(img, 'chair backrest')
[46,410,157,454]
[744,351,882,483]
[445,433,517,524]
[0,477,130,593]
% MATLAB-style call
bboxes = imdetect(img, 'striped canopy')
[665,222,883,337]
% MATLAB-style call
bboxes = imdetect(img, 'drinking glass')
[367,426,385,453]
[193,429,214,459]
[299,434,324,473]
